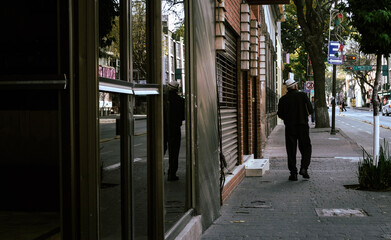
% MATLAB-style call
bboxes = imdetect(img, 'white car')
[382,100,391,116]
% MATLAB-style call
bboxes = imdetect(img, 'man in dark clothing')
[164,81,185,181]
[277,79,313,181]
[341,100,347,112]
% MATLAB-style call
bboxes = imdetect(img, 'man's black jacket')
[277,89,313,126]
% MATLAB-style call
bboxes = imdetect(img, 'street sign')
[348,65,389,73]
[304,81,314,93]
[175,68,182,80]
[328,41,343,65]
[383,65,389,76]
[353,65,372,71]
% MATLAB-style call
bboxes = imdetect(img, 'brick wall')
[224,0,241,35]
[250,5,259,20]
[247,76,254,154]
[256,77,262,158]
[238,64,244,164]
[221,166,245,204]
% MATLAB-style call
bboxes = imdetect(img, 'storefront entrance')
[0,0,193,239]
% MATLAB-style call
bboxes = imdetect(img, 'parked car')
[382,100,391,116]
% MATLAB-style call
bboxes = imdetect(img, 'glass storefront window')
[99,0,122,238]
[132,1,149,238]
[162,0,188,232]
[132,0,147,84]
[133,95,148,239]
[97,0,190,238]
[99,0,121,81]
[99,92,122,239]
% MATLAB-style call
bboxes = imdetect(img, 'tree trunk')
[358,79,367,106]
[293,0,330,128]
[307,38,329,128]
[311,55,330,128]
[372,54,382,165]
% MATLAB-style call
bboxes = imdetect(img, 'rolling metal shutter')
[217,26,238,174]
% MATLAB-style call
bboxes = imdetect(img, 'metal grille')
[266,87,278,113]
[217,26,238,173]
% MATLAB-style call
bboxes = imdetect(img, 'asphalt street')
[333,107,391,156]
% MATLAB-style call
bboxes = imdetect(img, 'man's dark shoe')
[167,175,179,181]
[299,169,310,179]
[288,173,298,181]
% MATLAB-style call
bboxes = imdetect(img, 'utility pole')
[328,7,339,135]
[331,64,337,135]
[387,56,390,96]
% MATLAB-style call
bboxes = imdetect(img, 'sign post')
[327,41,342,135]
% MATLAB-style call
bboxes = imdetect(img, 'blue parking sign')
[328,41,343,65]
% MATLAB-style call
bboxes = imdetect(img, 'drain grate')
[315,208,367,217]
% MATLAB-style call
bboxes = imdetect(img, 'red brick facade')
[220,2,278,204]
[237,51,244,165]
[224,0,241,34]
[221,166,245,203]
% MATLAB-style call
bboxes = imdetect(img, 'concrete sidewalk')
[201,124,391,240]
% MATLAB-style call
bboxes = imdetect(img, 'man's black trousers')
[285,124,312,174]
[168,126,181,177]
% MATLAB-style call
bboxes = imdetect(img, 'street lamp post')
[331,64,337,135]
[328,8,339,135]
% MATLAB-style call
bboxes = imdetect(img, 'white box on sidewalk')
[244,159,269,176]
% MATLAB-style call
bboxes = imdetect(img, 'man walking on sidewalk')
[277,78,313,181]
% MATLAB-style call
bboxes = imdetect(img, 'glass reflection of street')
[99,114,187,237]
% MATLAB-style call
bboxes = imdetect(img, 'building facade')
[218,1,285,202]
[0,0,286,239]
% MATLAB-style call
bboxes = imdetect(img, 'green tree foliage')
[345,0,391,56]
[285,49,308,87]
[99,0,120,48]
[132,1,147,80]
[345,0,391,115]
[131,0,184,81]
[345,0,391,162]
[281,3,303,54]
[281,4,307,87]
[174,24,185,39]
[282,0,335,127]
[282,0,352,127]
[343,41,377,105]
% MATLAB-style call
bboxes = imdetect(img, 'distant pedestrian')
[338,101,342,114]
[311,96,316,124]
[277,78,313,181]
[342,101,347,112]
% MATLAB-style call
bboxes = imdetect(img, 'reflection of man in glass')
[164,81,185,181]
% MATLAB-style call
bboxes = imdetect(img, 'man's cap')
[285,78,297,88]
[167,81,179,90]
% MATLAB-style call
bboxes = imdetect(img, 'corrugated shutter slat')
[217,26,238,174]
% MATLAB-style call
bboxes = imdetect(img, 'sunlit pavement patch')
[315,208,368,217]
[335,156,361,162]
[328,137,340,140]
